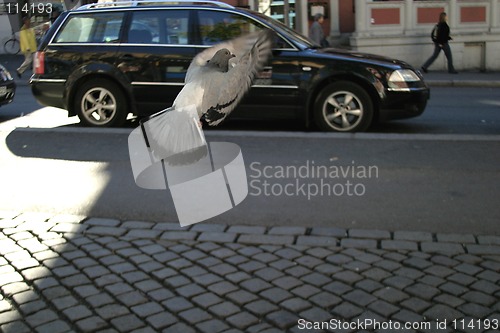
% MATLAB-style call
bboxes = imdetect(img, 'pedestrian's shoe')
[449,70,458,74]
[16,70,21,79]
[421,67,428,73]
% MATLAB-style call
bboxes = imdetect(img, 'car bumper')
[379,87,430,121]
[30,78,66,109]
[0,81,16,106]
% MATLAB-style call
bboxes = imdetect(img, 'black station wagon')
[30,0,430,132]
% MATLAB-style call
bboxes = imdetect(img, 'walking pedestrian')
[16,16,37,79]
[421,12,458,74]
[309,13,329,47]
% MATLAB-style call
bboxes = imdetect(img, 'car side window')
[53,13,124,43]
[127,10,190,45]
[198,11,263,45]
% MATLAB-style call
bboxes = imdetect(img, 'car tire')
[314,81,373,132]
[75,79,128,127]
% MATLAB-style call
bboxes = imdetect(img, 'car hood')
[315,47,412,69]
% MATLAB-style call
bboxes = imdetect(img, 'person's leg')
[422,44,442,72]
[17,52,34,76]
[442,43,457,73]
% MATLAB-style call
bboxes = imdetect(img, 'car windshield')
[248,10,317,50]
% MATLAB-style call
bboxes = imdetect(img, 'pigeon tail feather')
[142,106,207,165]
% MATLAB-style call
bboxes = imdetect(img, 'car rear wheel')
[314,81,373,132]
[75,79,128,127]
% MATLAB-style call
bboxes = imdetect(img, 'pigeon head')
[207,48,236,72]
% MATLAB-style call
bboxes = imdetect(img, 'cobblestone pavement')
[1,212,499,333]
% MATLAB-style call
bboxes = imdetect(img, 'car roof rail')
[77,0,235,10]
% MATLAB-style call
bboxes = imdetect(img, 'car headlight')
[388,69,420,91]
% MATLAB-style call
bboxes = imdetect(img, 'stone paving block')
[393,231,432,242]
[367,299,399,317]
[226,290,258,306]
[238,234,294,245]
[124,229,162,239]
[301,272,331,287]
[0,310,21,325]
[383,275,414,289]
[197,319,230,333]
[160,231,198,241]
[20,266,52,281]
[405,282,440,300]
[274,248,302,260]
[400,297,431,313]
[131,301,164,318]
[36,320,72,333]
[349,229,391,239]
[436,233,476,244]
[344,289,377,307]
[268,226,306,235]
[421,242,465,254]
[226,312,259,330]
[280,297,312,313]
[458,303,493,318]
[84,217,121,227]
[290,285,321,299]
[439,281,468,296]
[296,236,337,246]
[466,244,500,255]
[331,302,363,319]
[447,273,477,286]
[0,320,31,333]
[419,274,445,288]
[341,238,377,249]
[197,232,237,243]
[110,314,145,332]
[471,278,500,294]
[423,265,455,278]
[310,227,346,238]
[433,293,465,308]
[260,287,294,303]
[145,312,177,330]
[266,310,298,329]
[192,292,223,308]
[134,280,163,293]
[462,291,497,306]
[373,287,409,303]
[19,300,47,315]
[117,290,150,307]
[209,301,241,317]
[25,308,58,327]
[162,296,193,313]
[477,235,500,245]
[96,304,130,320]
[332,270,363,285]
[309,291,342,308]
[362,267,392,281]
[343,260,370,272]
[454,263,483,276]
[423,304,463,321]
[179,308,211,324]
[86,226,127,237]
[63,305,93,322]
[227,225,266,234]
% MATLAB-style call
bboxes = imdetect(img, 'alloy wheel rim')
[81,87,117,125]
[323,91,363,131]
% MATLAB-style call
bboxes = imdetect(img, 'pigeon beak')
[231,53,236,58]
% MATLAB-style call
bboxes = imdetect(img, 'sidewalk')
[1,54,500,87]
[1,211,499,332]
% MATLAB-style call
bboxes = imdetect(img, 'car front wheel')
[314,81,373,132]
[75,79,128,127]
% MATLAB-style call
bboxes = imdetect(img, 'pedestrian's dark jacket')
[435,21,452,44]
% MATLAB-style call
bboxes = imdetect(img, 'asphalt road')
[0,83,499,234]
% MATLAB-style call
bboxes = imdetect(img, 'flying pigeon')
[142,29,273,163]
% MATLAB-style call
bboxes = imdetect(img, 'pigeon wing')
[201,30,273,126]
[185,30,266,84]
